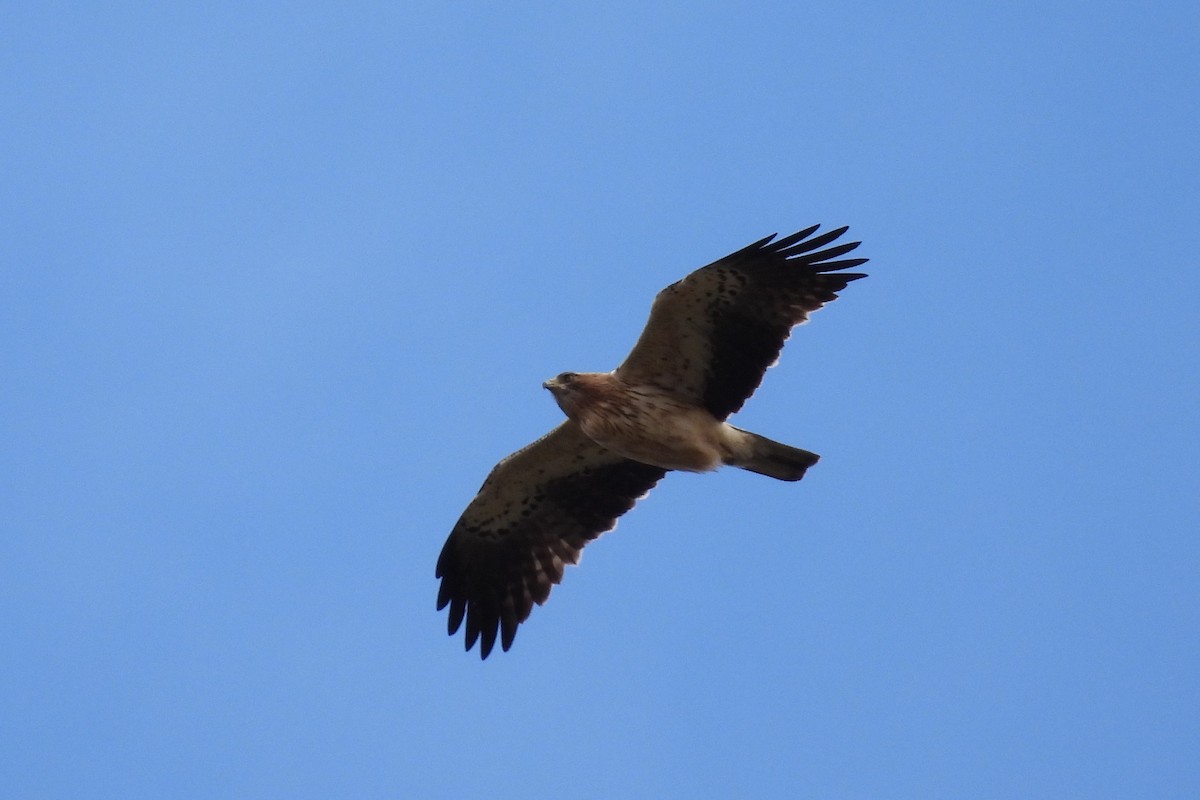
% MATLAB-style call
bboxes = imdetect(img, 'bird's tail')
[726,427,820,482]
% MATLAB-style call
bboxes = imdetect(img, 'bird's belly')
[577,397,725,472]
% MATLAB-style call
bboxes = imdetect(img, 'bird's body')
[544,371,817,478]
[436,225,868,658]
[545,372,731,473]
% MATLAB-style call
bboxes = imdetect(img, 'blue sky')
[3,2,1198,797]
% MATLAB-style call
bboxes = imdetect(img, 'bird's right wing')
[436,421,667,659]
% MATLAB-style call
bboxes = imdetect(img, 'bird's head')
[542,371,579,395]
[544,371,593,417]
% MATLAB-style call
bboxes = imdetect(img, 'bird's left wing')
[615,225,867,420]
[436,421,667,659]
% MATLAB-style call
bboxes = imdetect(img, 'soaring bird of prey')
[436,225,868,658]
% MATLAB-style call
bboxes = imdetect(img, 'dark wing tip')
[721,232,782,263]
[478,615,498,660]
[446,597,465,635]
[738,225,868,278]
[777,224,849,256]
[435,454,666,661]
[764,224,821,252]
[500,615,518,653]
[775,226,869,279]
[815,258,869,275]
[697,223,869,419]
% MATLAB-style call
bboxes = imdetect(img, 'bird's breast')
[574,386,725,473]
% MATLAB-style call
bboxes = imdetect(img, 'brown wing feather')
[615,225,868,420]
[435,421,666,659]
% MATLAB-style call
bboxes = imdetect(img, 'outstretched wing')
[436,421,666,659]
[615,225,868,420]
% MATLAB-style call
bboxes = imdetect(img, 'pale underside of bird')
[435,224,868,658]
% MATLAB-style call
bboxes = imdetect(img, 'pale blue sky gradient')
[3,3,1198,798]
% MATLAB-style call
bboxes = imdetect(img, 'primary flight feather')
[436,225,868,658]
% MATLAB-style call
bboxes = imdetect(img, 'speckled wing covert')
[615,225,868,421]
[436,421,666,659]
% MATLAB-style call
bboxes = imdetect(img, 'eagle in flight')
[436,225,868,658]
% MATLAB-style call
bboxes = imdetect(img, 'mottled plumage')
[436,225,868,658]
